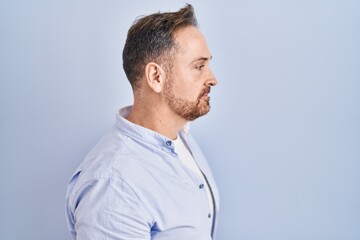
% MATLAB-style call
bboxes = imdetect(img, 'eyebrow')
[191,56,213,64]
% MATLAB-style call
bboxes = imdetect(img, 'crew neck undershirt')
[173,135,214,217]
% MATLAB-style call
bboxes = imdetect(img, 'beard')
[164,79,212,121]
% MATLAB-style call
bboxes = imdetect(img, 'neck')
[125,98,187,140]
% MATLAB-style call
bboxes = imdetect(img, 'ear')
[144,62,165,93]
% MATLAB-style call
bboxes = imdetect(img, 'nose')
[206,68,217,87]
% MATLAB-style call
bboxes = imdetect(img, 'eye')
[195,64,205,71]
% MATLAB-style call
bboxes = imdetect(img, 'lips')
[201,87,211,96]
[197,87,211,103]
[201,87,211,101]
[204,87,211,94]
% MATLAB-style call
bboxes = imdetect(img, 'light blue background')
[1,0,359,239]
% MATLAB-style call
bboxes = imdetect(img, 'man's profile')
[65,4,219,239]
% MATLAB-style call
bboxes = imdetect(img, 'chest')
[131,152,215,239]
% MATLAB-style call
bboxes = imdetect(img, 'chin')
[192,105,211,120]
[182,106,209,121]
[200,101,211,113]
[200,107,210,117]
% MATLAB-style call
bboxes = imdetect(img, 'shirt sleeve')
[71,176,152,240]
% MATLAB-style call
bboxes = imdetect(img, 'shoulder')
[67,127,161,201]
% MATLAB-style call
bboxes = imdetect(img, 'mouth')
[197,87,211,104]
[204,87,211,99]
[202,87,210,96]
[204,87,211,94]
[201,95,210,101]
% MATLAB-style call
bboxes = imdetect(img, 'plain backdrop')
[1,0,359,239]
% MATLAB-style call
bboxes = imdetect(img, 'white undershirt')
[173,135,214,216]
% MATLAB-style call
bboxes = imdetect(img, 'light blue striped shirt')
[65,106,219,239]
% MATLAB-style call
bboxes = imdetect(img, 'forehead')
[173,26,211,62]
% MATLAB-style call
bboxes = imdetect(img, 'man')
[65,4,219,239]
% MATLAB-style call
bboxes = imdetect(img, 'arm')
[71,177,152,240]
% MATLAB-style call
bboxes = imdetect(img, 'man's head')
[123,4,197,89]
[123,4,217,121]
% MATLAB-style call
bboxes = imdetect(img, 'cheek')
[178,82,203,100]
[171,69,203,99]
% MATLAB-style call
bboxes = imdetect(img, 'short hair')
[122,4,198,89]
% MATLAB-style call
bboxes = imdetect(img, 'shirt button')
[208,213,212,218]
[199,184,204,189]
[166,141,172,146]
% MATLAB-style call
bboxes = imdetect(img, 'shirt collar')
[115,105,177,151]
